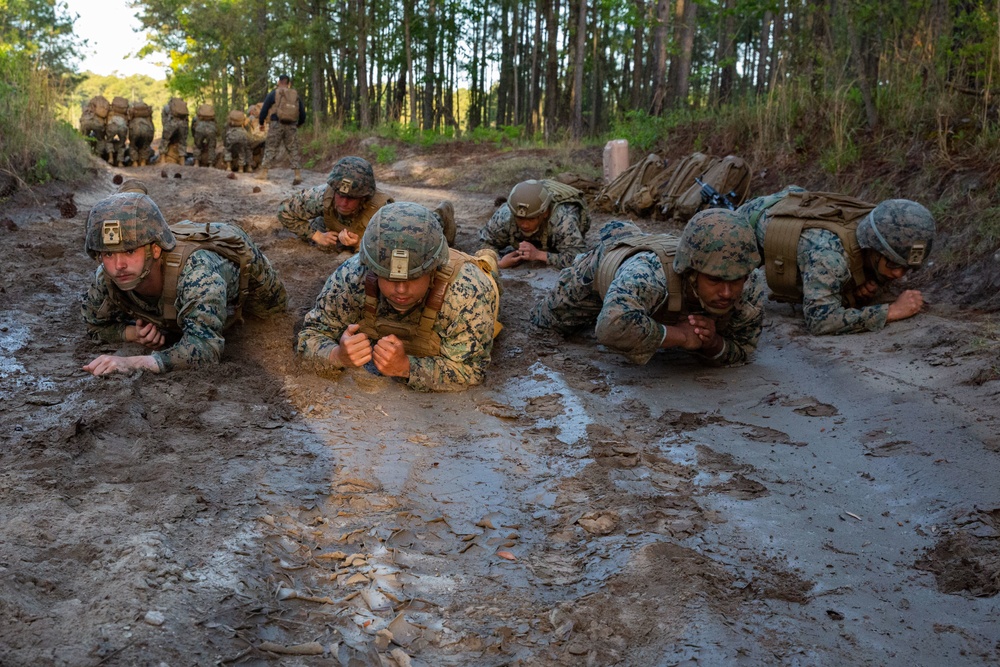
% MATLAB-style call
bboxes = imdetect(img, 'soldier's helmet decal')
[360,202,449,280]
[327,156,376,198]
[857,199,935,268]
[85,192,176,259]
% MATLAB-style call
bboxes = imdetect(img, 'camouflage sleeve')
[798,230,888,335]
[151,250,239,372]
[80,268,129,344]
[295,257,367,363]
[277,184,326,241]
[698,268,765,366]
[545,203,588,268]
[530,247,604,334]
[478,205,515,253]
[407,263,498,392]
[594,253,669,365]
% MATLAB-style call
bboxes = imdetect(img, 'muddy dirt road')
[1,158,999,666]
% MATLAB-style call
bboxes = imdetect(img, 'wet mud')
[1,161,999,665]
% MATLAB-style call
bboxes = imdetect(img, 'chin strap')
[111,246,155,291]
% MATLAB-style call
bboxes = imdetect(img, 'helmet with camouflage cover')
[85,192,176,260]
[672,209,760,281]
[508,180,553,219]
[856,199,935,268]
[360,202,449,280]
[327,156,376,199]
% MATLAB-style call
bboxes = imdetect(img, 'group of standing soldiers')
[78,94,268,172]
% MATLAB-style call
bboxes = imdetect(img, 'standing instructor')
[258,74,306,185]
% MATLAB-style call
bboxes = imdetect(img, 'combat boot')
[433,200,457,245]
[224,160,231,172]
[292,169,302,186]
[256,168,268,180]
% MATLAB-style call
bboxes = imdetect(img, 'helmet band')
[866,211,910,267]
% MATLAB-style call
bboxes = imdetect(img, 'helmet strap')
[865,211,909,266]
[110,246,155,291]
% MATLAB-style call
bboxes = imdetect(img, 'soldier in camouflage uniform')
[531,211,764,366]
[257,74,305,184]
[277,156,457,252]
[80,186,288,376]
[127,100,155,167]
[191,104,218,167]
[223,109,252,172]
[78,97,108,156]
[480,179,590,269]
[159,98,190,165]
[104,97,131,167]
[297,202,501,392]
[740,187,935,335]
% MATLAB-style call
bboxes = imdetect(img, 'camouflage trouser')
[160,117,188,164]
[105,115,129,166]
[238,226,289,318]
[261,122,301,170]
[224,127,252,170]
[192,120,217,167]
[80,117,106,156]
[128,118,154,166]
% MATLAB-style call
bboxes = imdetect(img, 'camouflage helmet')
[360,202,449,280]
[117,179,149,195]
[85,192,176,259]
[508,180,552,218]
[856,199,935,268]
[327,156,376,199]
[672,209,760,280]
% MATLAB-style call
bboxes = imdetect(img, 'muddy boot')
[224,160,231,172]
[433,200,456,245]
[292,169,302,186]
[256,168,268,181]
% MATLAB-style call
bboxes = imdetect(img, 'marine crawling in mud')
[531,210,764,366]
[740,187,936,335]
[80,183,288,375]
[296,201,501,391]
[277,156,455,252]
[479,178,590,269]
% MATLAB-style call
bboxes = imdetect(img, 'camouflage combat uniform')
[224,124,251,171]
[127,105,155,166]
[192,118,218,167]
[531,220,764,365]
[296,254,498,391]
[480,200,588,269]
[79,107,107,156]
[278,184,394,249]
[259,87,304,170]
[740,187,887,335]
[159,104,189,165]
[81,224,288,372]
[105,110,129,167]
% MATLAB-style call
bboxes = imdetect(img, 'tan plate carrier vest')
[322,189,394,236]
[359,248,502,357]
[595,233,686,325]
[759,192,875,305]
[105,222,251,333]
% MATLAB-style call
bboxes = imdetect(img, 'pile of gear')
[593,152,751,224]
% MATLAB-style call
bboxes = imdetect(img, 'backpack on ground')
[657,152,718,221]
[168,97,189,118]
[593,154,669,215]
[89,95,111,119]
[196,104,215,121]
[275,87,299,123]
[671,155,751,222]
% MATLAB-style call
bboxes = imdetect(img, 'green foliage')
[370,144,397,165]
[608,111,670,152]
[0,51,89,189]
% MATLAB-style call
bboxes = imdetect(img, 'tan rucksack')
[196,103,215,121]
[168,97,189,118]
[89,95,111,119]
[670,155,752,222]
[227,109,247,127]
[593,154,670,215]
[275,87,299,122]
[130,101,152,118]
[110,96,129,116]
[657,152,718,221]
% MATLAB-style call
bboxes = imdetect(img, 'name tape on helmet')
[102,220,122,246]
[338,178,354,195]
[389,249,410,280]
[907,242,927,266]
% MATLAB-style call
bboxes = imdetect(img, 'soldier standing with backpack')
[127,100,155,167]
[257,74,305,185]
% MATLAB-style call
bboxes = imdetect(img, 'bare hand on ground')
[311,230,340,247]
[665,320,705,351]
[853,279,879,302]
[83,354,159,376]
[886,290,924,322]
[687,314,723,354]
[332,323,372,367]
[373,334,410,378]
